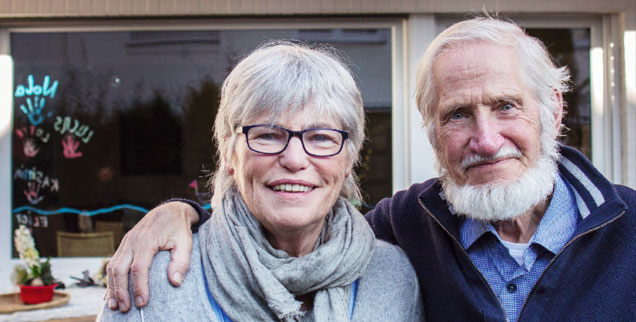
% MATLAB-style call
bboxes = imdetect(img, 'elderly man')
[106,17,636,321]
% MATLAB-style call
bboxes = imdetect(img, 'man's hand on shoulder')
[105,201,199,312]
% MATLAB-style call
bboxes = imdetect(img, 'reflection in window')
[10,29,392,257]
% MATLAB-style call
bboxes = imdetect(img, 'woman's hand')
[105,201,199,312]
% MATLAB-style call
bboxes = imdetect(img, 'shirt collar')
[529,174,579,254]
[460,175,579,254]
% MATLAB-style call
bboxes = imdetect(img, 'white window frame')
[0,17,408,291]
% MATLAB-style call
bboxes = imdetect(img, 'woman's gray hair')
[415,17,570,162]
[209,41,365,208]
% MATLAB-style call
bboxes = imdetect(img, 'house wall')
[0,0,634,28]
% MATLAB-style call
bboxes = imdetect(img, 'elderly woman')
[98,42,422,321]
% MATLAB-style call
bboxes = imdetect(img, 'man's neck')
[493,197,551,243]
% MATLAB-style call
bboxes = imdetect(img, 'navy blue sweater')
[196,146,635,321]
[366,146,636,321]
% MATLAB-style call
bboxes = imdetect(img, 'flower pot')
[19,283,57,304]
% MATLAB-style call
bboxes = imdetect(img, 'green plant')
[12,225,55,286]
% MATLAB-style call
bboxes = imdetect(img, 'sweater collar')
[556,145,627,233]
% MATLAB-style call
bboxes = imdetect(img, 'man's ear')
[553,90,564,136]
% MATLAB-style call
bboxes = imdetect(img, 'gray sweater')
[98,234,423,321]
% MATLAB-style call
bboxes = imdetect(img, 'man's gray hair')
[415,17,571,160]
[209,41,365,208]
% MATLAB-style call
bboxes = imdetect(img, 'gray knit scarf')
[198,190,376,322]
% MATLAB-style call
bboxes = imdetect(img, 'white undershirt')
[500,240,530,266]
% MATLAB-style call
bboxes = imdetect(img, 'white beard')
[440,148,558,222]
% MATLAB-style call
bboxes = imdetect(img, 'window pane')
[10,28,392,257]
[526,28,592,159]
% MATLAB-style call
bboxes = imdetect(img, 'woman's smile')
[269,180,315,193]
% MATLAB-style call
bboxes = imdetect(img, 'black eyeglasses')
[239,124,349,157]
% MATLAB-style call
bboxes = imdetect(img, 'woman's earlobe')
[345,162,354,178]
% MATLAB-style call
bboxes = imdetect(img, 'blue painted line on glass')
[13,202,212,216]
[12,204,149,216]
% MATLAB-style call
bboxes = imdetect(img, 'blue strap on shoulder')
[349,279,359,318]
[203,262,359,321]
[202,264,231,322]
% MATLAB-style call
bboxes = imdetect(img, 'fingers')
[105,274,118,310]
[167,231,193,287]
[106,233,134,312]
[130,242,159,308]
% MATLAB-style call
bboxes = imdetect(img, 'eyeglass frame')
[239,124,349,157]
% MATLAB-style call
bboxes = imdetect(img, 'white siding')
[0,0,634,26]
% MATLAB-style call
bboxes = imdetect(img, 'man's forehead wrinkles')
[439,88,523,110]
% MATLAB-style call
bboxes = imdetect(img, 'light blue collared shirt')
[460,175,579,321]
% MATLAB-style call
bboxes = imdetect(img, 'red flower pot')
[19,283,57,304]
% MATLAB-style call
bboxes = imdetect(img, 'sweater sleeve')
[162,198,211,232]
[364,197,398,245]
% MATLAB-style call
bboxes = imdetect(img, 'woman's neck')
[265,223,324,257]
